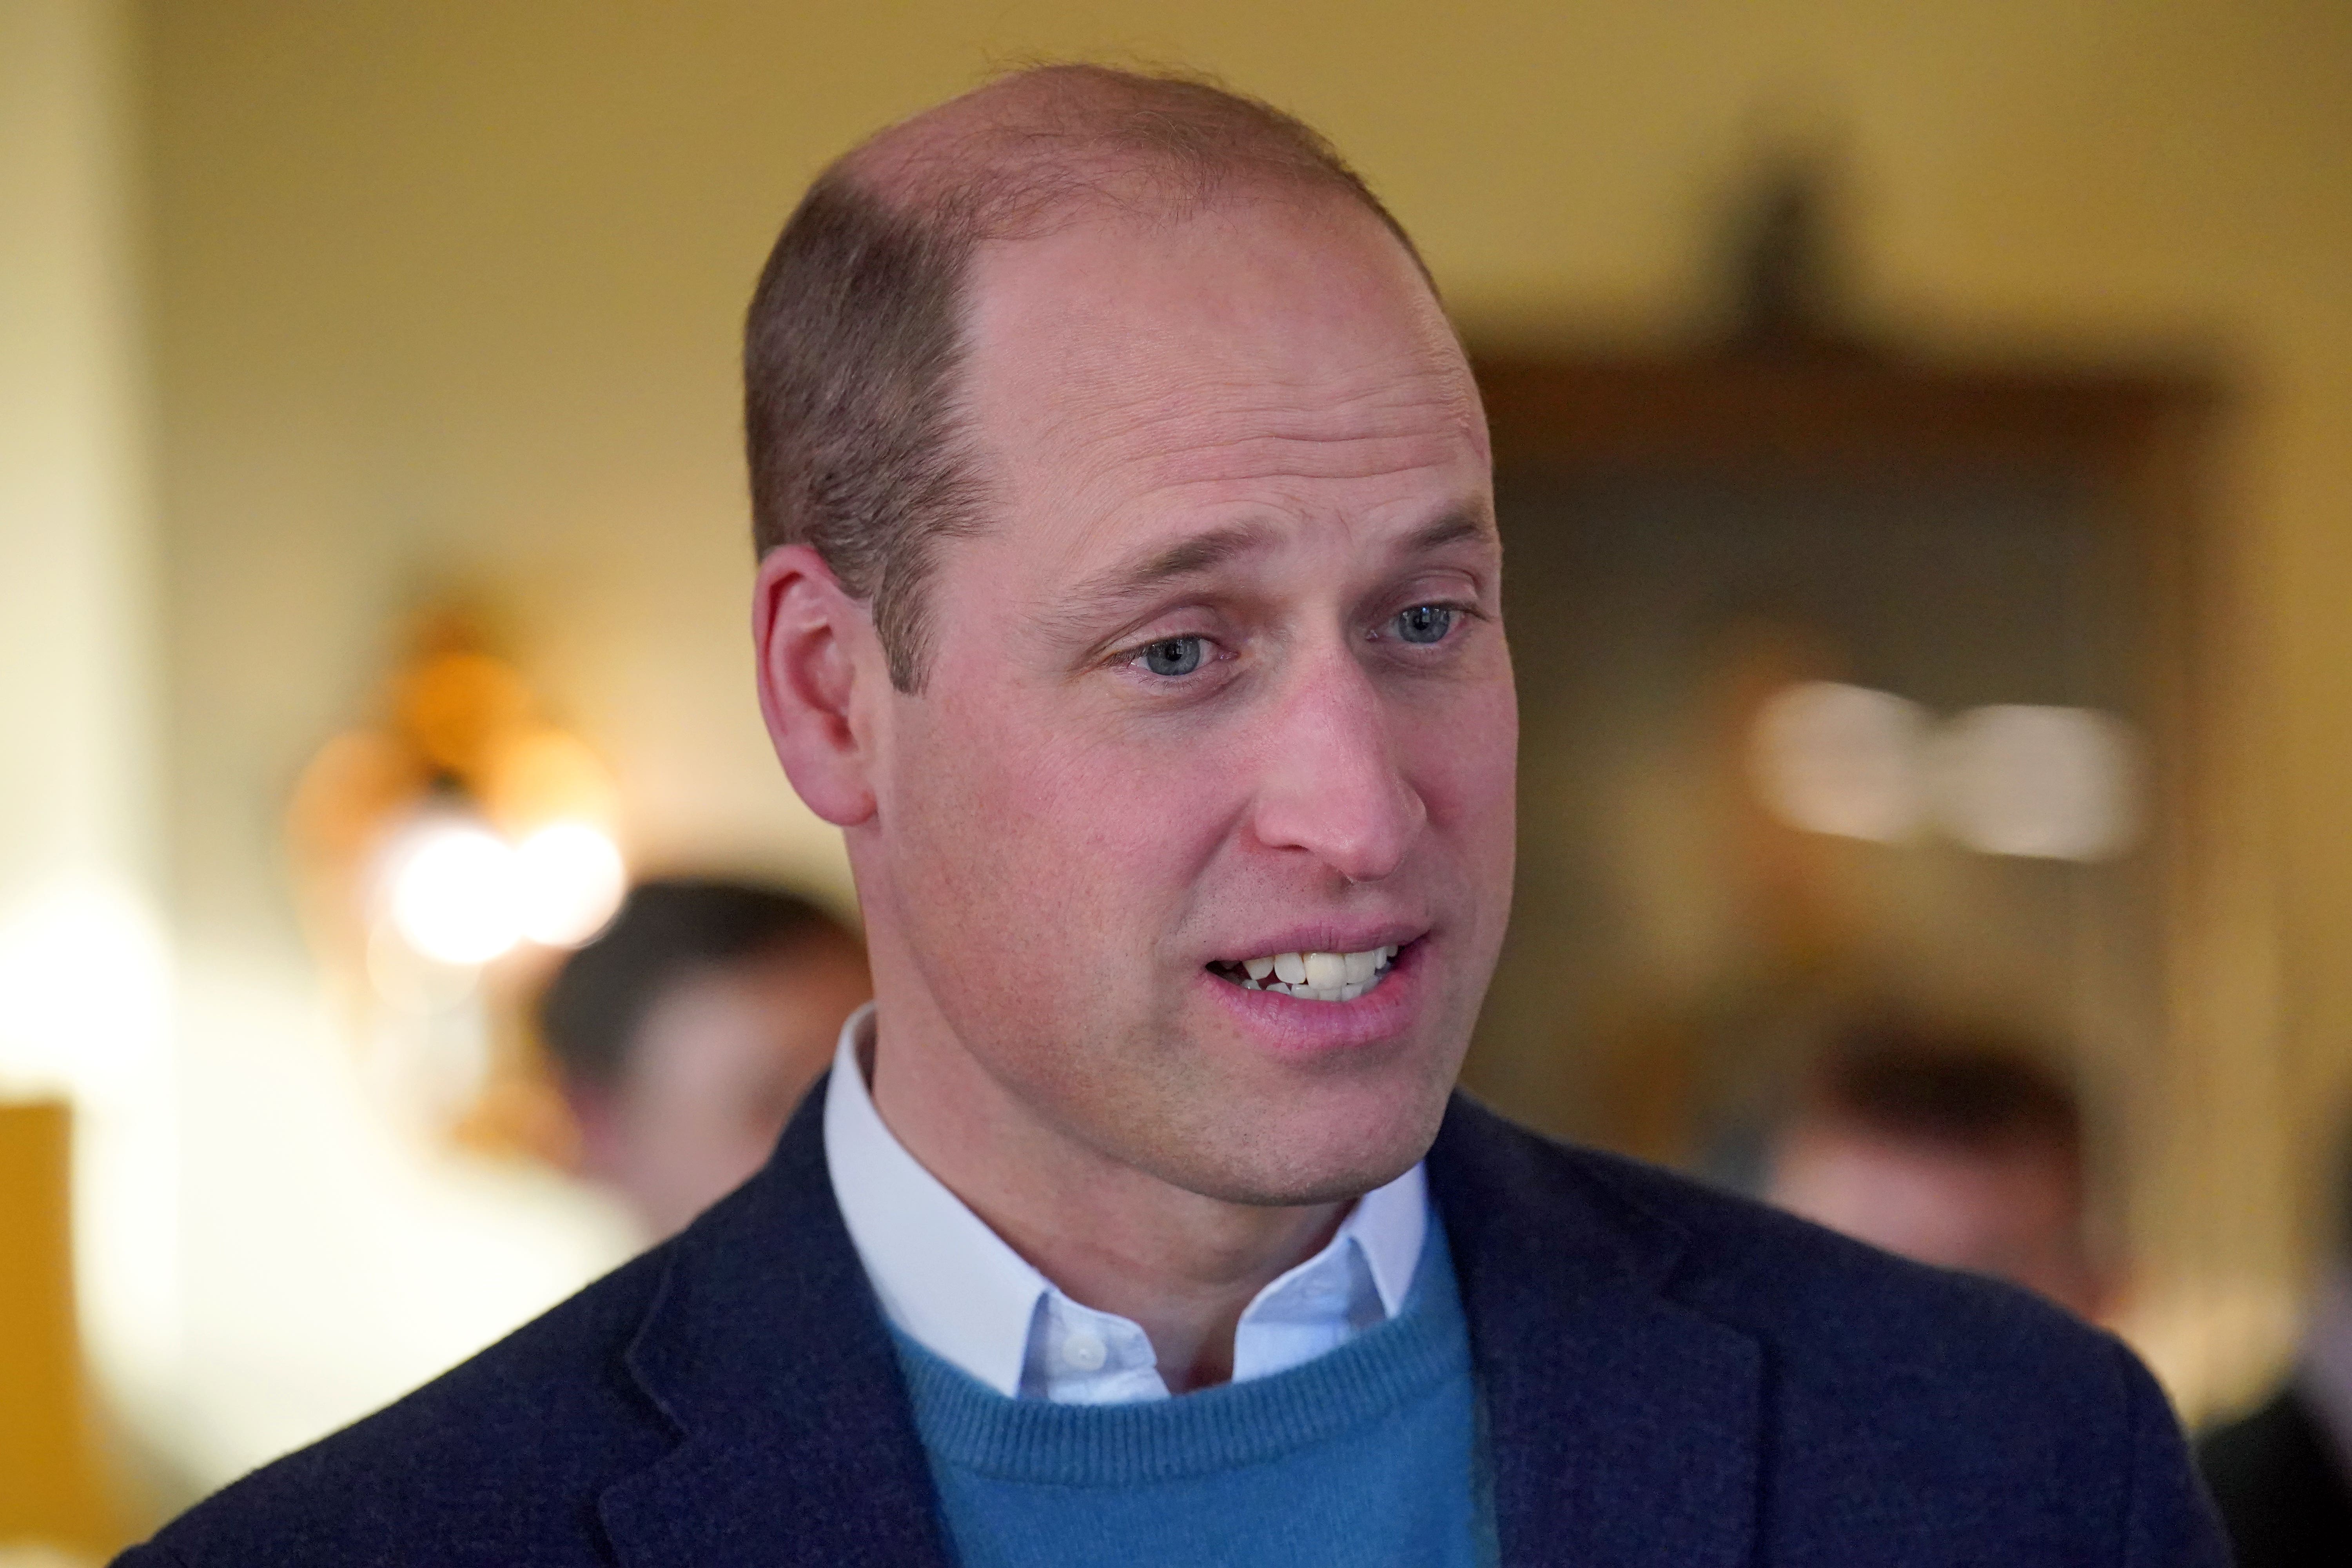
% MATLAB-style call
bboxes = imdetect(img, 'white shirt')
[822,1003,1428,1403]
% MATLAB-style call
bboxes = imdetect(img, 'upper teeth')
[1229,944,1400,1003]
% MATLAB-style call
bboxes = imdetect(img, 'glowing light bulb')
[513,822,626,947]
[387,820,523,964]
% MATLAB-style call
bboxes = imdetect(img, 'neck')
[865,1000,1348,1394]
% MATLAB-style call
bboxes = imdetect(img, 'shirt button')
[1062,1330,1107,1372]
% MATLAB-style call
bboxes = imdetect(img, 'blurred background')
[6,0,2350,1555]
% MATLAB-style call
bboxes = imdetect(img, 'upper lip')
[1209,924,1428,964]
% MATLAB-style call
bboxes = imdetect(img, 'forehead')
[954,193,1486,569]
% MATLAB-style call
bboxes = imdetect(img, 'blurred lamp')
[1750,681,1928,843]
[287,606,626,1160]
[512,822,627,947]
[1930,704,2140,862]
[1750,681,2142,862]
[380,816,625,966]
[383,817,525,966]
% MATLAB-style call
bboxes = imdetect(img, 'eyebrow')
[1062,522,1277,615]
[1397,507,1495,558]
[1038,503,1499,666]
[1062,505,1495,618]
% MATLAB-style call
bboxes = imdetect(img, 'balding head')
[744,65,1434,690]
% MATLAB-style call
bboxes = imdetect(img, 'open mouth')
[1207,943,1403,1004]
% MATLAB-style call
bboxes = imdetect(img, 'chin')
[1163,1070,1453,1208]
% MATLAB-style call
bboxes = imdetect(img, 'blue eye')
[1394,605,1454,645]
[1138,636,1205,677]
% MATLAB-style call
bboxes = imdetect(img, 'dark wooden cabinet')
[1465,349,2217,1173]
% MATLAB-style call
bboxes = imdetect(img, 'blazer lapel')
[597,1073,955,1568]
[1429,1096,1763,1568]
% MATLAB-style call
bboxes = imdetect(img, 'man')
[540,878,870,1238]
[1760,1027,2115,1319]
[119,65,2222,1566]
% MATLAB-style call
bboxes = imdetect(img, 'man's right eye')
[1136,636,1205,677]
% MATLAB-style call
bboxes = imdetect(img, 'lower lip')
[1198,942,1426,1058]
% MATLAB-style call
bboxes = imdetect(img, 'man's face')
[861,193,1514,1205]
[1766,1123,2105,1318]
[592,942,871,1238]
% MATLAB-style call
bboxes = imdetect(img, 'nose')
[1247,650,1427,883]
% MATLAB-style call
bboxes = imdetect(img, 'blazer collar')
[599,1079,1761,1568]
[597,1072,954,1568]
[1427,1095,1764,1568]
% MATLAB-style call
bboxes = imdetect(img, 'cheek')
[887,691,1233,992]
[1415,673,1519,865]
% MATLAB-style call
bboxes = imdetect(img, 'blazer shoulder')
[1445,1095,2121,1376]
[1436,1100,2226,1561]
[130,1084,938,1568]
[131,1241,679,1567]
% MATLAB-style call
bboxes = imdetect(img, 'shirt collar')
[823,1004,1045,1397]
[1334,1149,1428,1323]
[820,1003,1428,1400]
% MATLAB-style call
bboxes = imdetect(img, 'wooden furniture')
[1,1099,125,1557]
[1462,349,2261,1415]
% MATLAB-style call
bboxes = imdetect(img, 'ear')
[753,544,883,828]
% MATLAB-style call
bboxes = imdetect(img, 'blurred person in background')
[2196,1114,2352,1564]
[118,64,2221,1566]
[539,878,870,1240]
[1762,1027,2114,1321]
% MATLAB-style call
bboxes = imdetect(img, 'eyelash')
[1367,600,1481,647]
[1122,633,1223,680]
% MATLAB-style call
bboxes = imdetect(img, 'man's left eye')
[1136,635,1205,677]
[1393,605,1455,645]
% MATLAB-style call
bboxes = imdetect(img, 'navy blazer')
[120,1084,2225,1566]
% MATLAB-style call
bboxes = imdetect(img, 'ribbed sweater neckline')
[889,1226,1468,1486]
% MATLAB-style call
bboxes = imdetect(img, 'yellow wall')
[3,0,181,1532]
[141,0,2350,1439]
[0,1103,122,1555]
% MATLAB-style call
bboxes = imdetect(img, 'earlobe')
[753,545,881,828]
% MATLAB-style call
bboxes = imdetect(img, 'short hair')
[743,64,1429,691]
[538,879,858,1090]
[1800,1025,2085,1172]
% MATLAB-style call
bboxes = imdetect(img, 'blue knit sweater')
[890,1224,1491,1568]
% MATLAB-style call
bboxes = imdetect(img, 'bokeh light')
[1750,681,1929,844]
[1751,683,2142,863]
[512,822,626,947]
[1931,704,2141,862]
[376,815,626,973]
[384,819,523,965]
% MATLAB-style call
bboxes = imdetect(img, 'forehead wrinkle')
[972,233,1473,430]
[959,200,1481,512]
[1005,399,1487,610]
[1024,432,1480,561]
[1027,373,1484,510]
[1036,327,1477,438]
[1142,429,1474,493]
